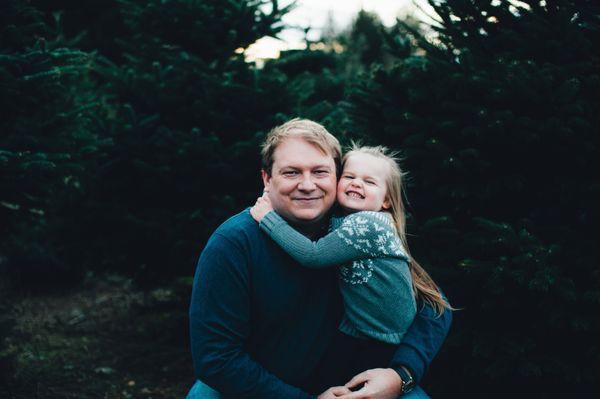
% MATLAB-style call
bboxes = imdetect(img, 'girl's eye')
[342,175,353,179]
[366,180,376,185]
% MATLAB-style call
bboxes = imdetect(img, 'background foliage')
[1,0,598,397]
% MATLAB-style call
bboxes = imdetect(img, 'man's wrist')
[393,365,416,394]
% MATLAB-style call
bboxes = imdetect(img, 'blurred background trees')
[1,0,598,397]
[344,1,600,396]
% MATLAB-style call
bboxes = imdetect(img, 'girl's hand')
[250,193,273,223]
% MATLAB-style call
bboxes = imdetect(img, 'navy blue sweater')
[189,210,451,398]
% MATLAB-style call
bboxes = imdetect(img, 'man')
[188,119,451,399]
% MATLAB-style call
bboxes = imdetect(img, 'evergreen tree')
[345,0,600,396]
[2,1,299,286]
[50,0,297,283]
[261,8,417,138]
[0,0,108,288]
[336,10,413,75]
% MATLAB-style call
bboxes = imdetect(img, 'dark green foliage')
[1,0,108,289]
[262,49,348,130]
[345,10,388,66]
[345,0,599,396]
[1,1,296,285]
[47,1,295,283]
[0,291,16,385]
[261,11,414,139]
[338,10,415,76]
[2,0,599,396]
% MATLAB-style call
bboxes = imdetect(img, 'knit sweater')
[260,210,417,344]
[191,209,453,398]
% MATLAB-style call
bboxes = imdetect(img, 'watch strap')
[394,365,415,393]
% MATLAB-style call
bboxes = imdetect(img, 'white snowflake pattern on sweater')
[336,212,406,285]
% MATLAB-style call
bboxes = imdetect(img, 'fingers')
[255,194,271,207]
[329,386,352,396]
[318,386,353,399]
[345,370,370,389]
[336,390,366,399]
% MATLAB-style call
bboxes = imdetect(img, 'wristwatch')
[395,365,415,394]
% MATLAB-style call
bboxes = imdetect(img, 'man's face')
[262,137,337,226]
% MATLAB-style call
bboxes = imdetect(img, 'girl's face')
[337,153,390,213]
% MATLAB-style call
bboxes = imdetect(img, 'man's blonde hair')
[261,118,342,175]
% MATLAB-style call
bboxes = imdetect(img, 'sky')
[245,0,436,61]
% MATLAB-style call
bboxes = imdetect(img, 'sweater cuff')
[260,210,285,233]
[296,390,316,399]
[389,345,425,384]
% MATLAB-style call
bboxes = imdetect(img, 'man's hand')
[318,386,353,399]
[250,193,273,223]
[337,368,403,399]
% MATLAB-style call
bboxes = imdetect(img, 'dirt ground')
[0,274,195,399]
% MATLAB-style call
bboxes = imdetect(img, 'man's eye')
[283,171,298,176]
[314,170,330,176]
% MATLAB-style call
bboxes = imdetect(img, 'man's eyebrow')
[278,164,333,170]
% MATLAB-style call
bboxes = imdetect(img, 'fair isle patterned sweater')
[260,210,417,344]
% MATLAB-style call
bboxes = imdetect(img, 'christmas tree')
[1,0,108,288]
[345,0,600,396]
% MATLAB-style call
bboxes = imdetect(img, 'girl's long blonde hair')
[343,144,453,315]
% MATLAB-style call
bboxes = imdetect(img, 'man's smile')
[292,196,323,203]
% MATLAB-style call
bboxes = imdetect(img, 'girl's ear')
[382,197,391,210]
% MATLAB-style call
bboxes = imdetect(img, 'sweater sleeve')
[388,297,453,384]
[189,232,314,399]
[259,211,407,268]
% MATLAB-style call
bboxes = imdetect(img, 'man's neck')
[289,217,330,239]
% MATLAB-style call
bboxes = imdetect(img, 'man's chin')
[292,211,325,222]
[286,208,329,225]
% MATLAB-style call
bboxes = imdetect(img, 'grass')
[1,274,194,399]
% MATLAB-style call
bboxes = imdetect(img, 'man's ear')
[261,169,271,192]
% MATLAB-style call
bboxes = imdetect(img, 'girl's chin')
[338,204,362,214]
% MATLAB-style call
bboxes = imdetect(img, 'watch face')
[398,367,415,393]
[403,379,415,393]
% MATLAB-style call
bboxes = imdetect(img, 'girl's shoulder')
[334,211,408,259]
[338,210,395,227]
[333,211,397,236]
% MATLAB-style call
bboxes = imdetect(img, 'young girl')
[251,144,451,379]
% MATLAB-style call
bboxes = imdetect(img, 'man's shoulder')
[198,209,261,266]
[209,208,261,246]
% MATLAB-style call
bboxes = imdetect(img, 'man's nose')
[298,173,317,191]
